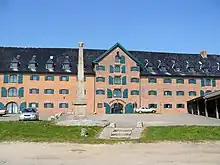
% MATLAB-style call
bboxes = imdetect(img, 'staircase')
[110,128,133,139]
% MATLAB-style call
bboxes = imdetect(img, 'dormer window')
[158,60,167,72]
[62,55,71,72]
[28,55,37,71]
[171,60,181,72]
[10,55,20,71]
[186,61,195,73]
[46,56,54,72]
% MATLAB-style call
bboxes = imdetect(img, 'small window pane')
[148,78,157,83]
[164,78,172,83]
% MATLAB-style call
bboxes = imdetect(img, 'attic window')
[147,66,153,72]
[10,55,20,71]
[62,55,71,72]
[28,55,37,71]
[115,52,120,63]
[158,60,167,72]
[63,63,71,72]
[188,67,195,73]
[171,60,181,72]
[46,56,54,72]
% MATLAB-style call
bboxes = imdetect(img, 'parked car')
[134,106,157,113]
[0,109,7,116]
[19,108,39,121]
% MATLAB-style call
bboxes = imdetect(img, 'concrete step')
[110,127,133,139]
[113,128,133,131]
[111,131,132,136]
[110,135,131,139]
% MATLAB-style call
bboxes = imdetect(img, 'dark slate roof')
[1,44,220,77]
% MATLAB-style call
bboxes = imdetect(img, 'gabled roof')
[92,42,142,66]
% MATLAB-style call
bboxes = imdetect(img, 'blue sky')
[0,0,220,54]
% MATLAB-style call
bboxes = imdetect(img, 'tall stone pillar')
[74,42,87,118]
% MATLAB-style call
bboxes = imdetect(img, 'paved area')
[58,113,220,127]
[0,142,220,165]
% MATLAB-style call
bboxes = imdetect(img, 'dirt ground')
[0,142,220,165]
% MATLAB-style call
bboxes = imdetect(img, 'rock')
[81,128,88,137]
[109,123,116,128]
[137,121,143,128]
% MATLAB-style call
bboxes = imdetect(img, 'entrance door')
[111,103,123,114]
[125,103,134,114]
[6,102,18,114]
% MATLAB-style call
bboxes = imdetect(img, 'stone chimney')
[200,50,207,58]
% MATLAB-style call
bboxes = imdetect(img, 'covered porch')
[187,90,220,119]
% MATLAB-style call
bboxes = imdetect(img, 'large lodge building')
[0,42,219,115]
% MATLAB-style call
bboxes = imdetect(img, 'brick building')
[0,42,219,114]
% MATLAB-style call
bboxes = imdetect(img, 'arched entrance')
[6,102,18,114]
[111,102,123,114]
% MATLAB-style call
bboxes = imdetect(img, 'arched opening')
[111,102,123,114]
[6,102,18,114]
[8,87,17,97]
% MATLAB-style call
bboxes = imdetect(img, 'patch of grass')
[140,126,220,142]
[0,121,106,143]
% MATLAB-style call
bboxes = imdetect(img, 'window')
[8,87,17,97]
[121,66,126,73]
[148,104,157,108]
[59,89,69,94]
[131,66,139,71]
[131,78,140,83]
[189,91,196,96]
[115,54,120,63]
[206,79,211,86]
[148,90,157,96]
[9,74,17,83]
[131,90,139,95]
[46,63,54,71]
[30,75,40,80]
[28,63,37,71]
[96,77,105,82]
[60,76,69,81]
[29,102,39,108]
[114,76,121,84]
[96,65,105,71]
[96,89,105,95]
[176,91,184,96]
[29,88,39,94]
[189,79,196,84]
[148,78,157,83]
[176,78,184,84]
[113,89,122,98]
[200,90,205,96]
[212,79,216,87]
[10,62,18,70]
[44,89,54,94]
[176,104,185,108]
[164,78,172,83]
[97,103,103,108]
[164,91,172,96]
[164,104,172,108]
[62,63,71,71]
[44,103,54,108]
[114,65,120,72]
[45,75,54,81]
[59,103,68,108]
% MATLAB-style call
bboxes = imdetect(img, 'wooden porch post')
[205,99,208,117]
[197,100,200,115]
[215,99,219,119]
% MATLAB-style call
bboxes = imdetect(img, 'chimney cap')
[200,50,207,58]
[78,42,84,47]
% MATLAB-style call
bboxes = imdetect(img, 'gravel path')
[1,142,220,165]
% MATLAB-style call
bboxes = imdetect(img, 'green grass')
[1,121,220,143]
[0,121,106,143]
[140,126,220,142]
